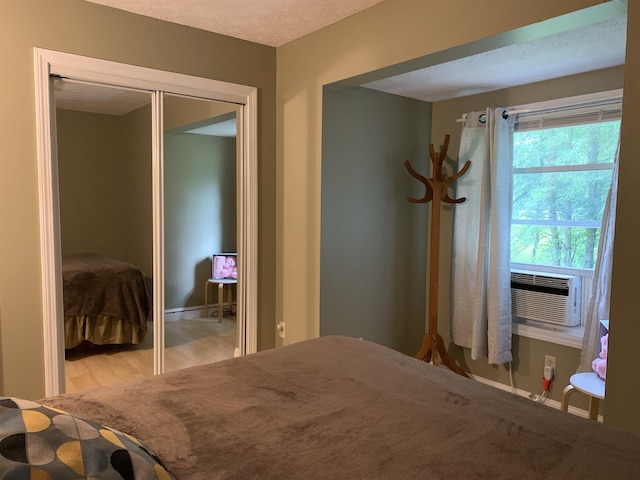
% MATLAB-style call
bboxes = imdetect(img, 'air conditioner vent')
[511,269,581,327]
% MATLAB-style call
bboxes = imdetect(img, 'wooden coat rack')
[405,134,470,377]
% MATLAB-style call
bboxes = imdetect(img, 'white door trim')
[33,48,258,397]
[151,90,166,375]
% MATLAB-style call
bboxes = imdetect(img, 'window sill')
[512,320,583,349]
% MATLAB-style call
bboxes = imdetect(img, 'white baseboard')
[470,374,601,421]
[164,303,236,322]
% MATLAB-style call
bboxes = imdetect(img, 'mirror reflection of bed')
[56,82,239,393]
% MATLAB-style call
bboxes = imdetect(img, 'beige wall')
[57,106,154,277]
[276,0,640,432]
[57,109,131,261]
[120,104,154,276]
[607,1,640,433]
[0,0,276,399]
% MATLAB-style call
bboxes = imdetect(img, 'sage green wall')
[164,133,236,310]
[320,86,430,355]
[163,96,239,310]
[432,66,624,409]
[0,0,276,399]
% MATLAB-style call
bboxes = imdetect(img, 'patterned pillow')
[0,396,174,479]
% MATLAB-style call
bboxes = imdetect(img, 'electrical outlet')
[544,355,556,372]
[277,321,285,339]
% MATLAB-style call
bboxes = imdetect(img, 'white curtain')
[578,142,620,373]
[451,108,515,365]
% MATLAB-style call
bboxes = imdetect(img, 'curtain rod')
[455,108,532,123]
[456,98,623,124]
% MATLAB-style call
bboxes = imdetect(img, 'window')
[512,122,619,268]
[509,92,622,344]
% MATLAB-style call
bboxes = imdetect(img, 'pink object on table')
[591,333,608,379]
[213,255,238,280]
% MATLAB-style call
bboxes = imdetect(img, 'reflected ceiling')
[54,80,150,116]
[55,80,236,137]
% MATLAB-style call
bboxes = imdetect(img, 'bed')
[62,253,152,349]
[6,335,633,479]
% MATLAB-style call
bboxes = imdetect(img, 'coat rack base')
[415,333,469,378]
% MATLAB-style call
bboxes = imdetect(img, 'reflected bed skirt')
[64,315,148,349]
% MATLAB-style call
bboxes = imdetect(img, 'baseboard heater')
[511,269,581,327]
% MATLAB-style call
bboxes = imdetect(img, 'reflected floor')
[64,314,236,394]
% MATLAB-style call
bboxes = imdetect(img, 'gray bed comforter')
[62,253,151,324]
[44,336,640,479]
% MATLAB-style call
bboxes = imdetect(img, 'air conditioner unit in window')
[510,269,581,327]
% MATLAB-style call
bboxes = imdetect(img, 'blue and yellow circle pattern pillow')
[0,396,174,479]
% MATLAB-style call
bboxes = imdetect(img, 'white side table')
[204,278,237,322]
[561,372,606,420]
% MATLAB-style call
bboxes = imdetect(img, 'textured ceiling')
[362,15,627,102]
[85,0,387,47]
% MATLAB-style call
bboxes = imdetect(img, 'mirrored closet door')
[55,80,155,393]
[36,49,258,397]
[162,93,241,373]
[52,81,243,393]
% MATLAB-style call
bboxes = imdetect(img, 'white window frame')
[508,90,622,348]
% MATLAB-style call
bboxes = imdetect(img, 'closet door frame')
[34,48,258,396]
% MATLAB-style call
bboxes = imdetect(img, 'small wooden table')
[561,372,606,420]
[204,278,237,322]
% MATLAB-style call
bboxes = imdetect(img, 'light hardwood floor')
[64,314,236,394]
